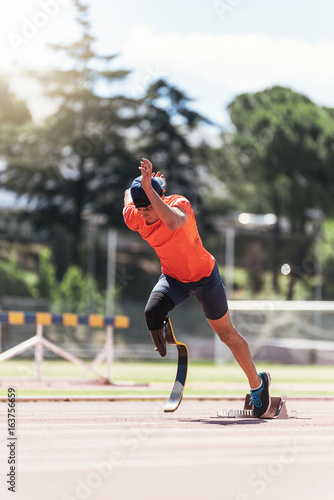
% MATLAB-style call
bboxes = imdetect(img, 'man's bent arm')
[145,186,187,232]
[139,158,187,231]
[124,189,132,206]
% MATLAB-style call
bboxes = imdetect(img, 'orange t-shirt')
[123,195,215,282]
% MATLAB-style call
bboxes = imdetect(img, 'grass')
[0,359,334,397]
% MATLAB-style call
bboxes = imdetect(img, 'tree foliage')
[321,219,334,299]
[0,77,31,125]
[1,0,138,268]
[2,4,334,302]
[52,265,105,314]
[0,1,212,275]
[213,86,334,296]
[221,86,334,225]
[135,79,213,209]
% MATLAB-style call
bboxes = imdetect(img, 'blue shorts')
[151,260,228,320]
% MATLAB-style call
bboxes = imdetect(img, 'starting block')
[217,395,297,419]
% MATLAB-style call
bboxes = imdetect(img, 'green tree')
[0,258,32,297]
[135,79,213,211]
[0,76,31,125]
[53,265,104,314]
[1,0,138,270]
[49,263,106,350]
[226,86,334,221]
[321,219,334,299]
[38,247,57,299]
[0,75,32,178]
[213,86,334,297]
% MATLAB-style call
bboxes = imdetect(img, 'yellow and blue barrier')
[0,311,130,383]
[0,311,129,328]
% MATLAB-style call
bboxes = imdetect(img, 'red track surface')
[0,399,333,500]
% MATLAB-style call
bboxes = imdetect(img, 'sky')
[1,0,334,138]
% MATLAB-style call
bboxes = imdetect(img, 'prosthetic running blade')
[164,317,189,413]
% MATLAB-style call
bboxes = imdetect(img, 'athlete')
[123,158,271,417]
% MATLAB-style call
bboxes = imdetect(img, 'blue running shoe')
[249,372,271,418]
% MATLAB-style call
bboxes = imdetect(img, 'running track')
[0,399,333,500]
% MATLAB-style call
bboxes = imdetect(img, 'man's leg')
[144,291,175,357]
[207,310,261,389]
[144,274,189,357]
[193,261,258,383]
[207,311,271,417]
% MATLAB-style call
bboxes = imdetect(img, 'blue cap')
[130,176,167,208]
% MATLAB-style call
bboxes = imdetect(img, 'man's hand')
[138,157,186,232]
[139,158,153,193]
[139,158,166,191]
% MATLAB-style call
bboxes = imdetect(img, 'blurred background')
[1,0,334,366]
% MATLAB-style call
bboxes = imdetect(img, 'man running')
[123,158,271,417]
